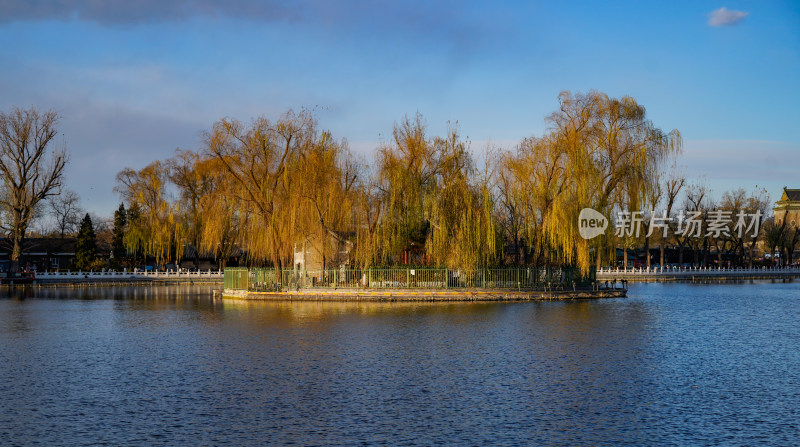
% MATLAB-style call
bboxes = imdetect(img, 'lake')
[1,281,799,445]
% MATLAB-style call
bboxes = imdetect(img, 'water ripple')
[1,281,799,445]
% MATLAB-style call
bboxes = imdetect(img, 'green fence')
[223,268,250,290]
[224,266,594,292]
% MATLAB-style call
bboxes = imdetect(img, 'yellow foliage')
[114,92,680,275]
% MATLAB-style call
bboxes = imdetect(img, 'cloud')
[0,0,492,37]
[708,7,749,27]
[0,0,297,24]
[0,0,503,67]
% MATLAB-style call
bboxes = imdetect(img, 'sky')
[0,0,798,217]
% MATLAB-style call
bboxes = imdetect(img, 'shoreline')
[219,288,627,302]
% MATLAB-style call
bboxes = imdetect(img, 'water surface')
[1,281,799,445]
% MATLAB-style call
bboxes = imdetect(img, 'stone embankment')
[220,287,627,302]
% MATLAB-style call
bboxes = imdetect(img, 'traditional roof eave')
[774,187,800,211]
[779,187,800,202]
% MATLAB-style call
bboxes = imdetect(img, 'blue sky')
[0,0,798,217]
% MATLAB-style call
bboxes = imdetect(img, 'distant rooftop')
[781,188,800,202]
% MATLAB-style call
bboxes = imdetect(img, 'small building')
[0,238,77,272]
[774,187,800,228]
[293,230,353,271]
[177,244,243,271]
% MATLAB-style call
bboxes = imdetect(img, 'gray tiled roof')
[784,188,800,202]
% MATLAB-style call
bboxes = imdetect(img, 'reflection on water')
[1,282,799,445]
[4,283,218,301]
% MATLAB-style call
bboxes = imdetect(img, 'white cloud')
[708,7,749,27]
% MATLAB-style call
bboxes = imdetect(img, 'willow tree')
[294,133,360,270]
[124,203,146,267]
[208,113,297,267]
[373,114,439,264]
[167,149,216,267]
[499,132,572,268]
[115,161,184,266]
[494,150,525,264]
[196,155,245,268]
[351,177,384,268]
[0,107,68,276]
[368,115,501,269]
[425,127,500,269]
[207,110,351,269]
[493,91,680,274]
[550,91,681,273]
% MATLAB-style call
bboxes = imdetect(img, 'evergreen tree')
[111,203,127,268]
[75,213,97,270]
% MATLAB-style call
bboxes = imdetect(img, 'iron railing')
[224,266,593,292]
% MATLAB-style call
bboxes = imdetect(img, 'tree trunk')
[193,239,200,270]
[596,240,602,269]
[623,243,628,270]
[0,108,66,278]
[784,236,797,266]
[320,224,327,273]
[9,230,24,277]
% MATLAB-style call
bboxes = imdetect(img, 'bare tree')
[643,176,663,269]
[782,226,799,267]
[745,187,770,268]
[679,182,708,267]
[661,170,685,267]
[763,219,785,267]
[0,107,68,276]
[91,213,113,249]
[48,189,83,238]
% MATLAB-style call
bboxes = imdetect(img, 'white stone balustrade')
[596,266,800,277]
[33,269,223,280]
